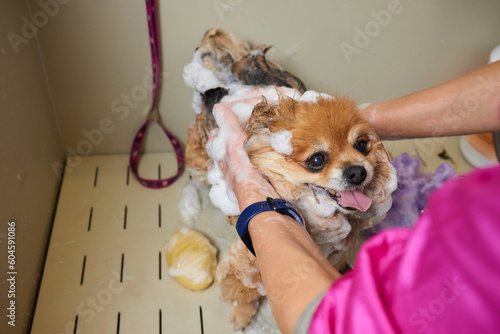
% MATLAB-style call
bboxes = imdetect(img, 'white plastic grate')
[31,138,472,334]
[31,153,236,334]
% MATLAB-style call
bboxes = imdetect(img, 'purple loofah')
[368,153,458,234]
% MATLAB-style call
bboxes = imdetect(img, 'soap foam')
[270,129,293,155]
[182,51,226,93]
[231,102,254,124]
[191,92,203,115]
[357,103,371,110]
[299,90,334,103]
[178,180,202,224]
[207,162,241,216]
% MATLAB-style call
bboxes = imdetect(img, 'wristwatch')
[236,197,304,256]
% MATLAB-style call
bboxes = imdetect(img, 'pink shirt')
[309,165,500,333]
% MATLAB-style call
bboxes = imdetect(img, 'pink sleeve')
[309,165,500,334]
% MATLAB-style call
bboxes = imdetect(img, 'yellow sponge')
[166,228,217,291]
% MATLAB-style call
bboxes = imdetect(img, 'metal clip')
[148,108,160,122]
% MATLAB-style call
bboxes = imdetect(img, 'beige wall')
[34,0,500,155]
[0,0,65,331]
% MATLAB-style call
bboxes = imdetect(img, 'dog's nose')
[343,165,367,186]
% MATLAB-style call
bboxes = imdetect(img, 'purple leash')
[129,0,185,188]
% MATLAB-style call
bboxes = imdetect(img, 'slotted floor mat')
[31,153,236,334]
[31,137,473,333]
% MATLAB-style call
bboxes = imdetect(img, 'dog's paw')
[230,300,259,331]
[178,181,201,224]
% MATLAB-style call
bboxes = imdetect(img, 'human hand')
[206,104,278,214]
[357,61,500,140]
[357,103,390,139]
[206,87,298,213]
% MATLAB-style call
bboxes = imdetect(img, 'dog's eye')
[354,139,369,155]
[306,153,328,172]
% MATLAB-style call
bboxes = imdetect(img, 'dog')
[180,28,397,330]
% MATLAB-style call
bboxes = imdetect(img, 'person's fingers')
[219,96,261,109]
[213,101,254,128]
[213,103,245,133]
[219,159,226,173]
[213,85,301,128]
[207,128,218,143]
[212,104,247,150]
[207,159,214,172]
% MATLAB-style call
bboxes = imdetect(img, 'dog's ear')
[248,94,296,133]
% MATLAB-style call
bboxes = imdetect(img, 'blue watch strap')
[236,197,304,256]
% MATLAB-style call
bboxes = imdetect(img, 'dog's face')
[245,94,397,221]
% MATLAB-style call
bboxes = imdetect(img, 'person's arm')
[361,60,500,139]
[211,103,340,334]
[249,207,340,334]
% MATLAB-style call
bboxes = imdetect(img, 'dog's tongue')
[338,190,372,212]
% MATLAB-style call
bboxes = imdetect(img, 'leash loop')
[129,0,185,188]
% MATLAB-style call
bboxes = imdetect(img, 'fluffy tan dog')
[181,28,397,330]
